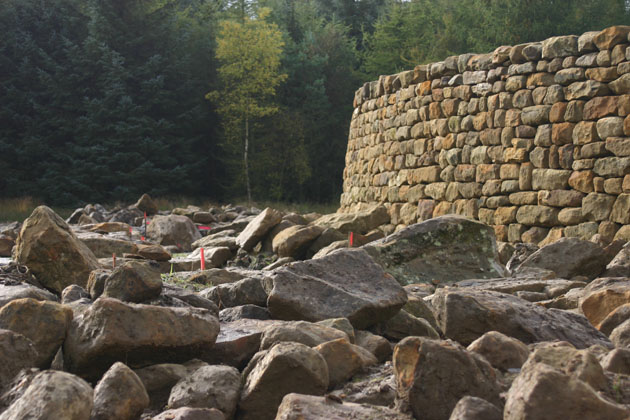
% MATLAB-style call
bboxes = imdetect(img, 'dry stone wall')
[341,26,630,244]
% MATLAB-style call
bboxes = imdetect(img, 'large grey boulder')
[147,215,201,251]
[432,289,611,348]
[64,297,219,379]
[237,342,329,420]
[512,238,609,280]
[77,232,138,258]
[91,362,149,420]
[168,365,241,418]
[265,248,407,329]
[393,337,501,420]
[363,216,507,286]
[504,362,628,420]
[0,370,93,420]
[14,206,100,293]
[102,260,162,303]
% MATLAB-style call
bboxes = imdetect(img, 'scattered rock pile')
[0,192,628,419]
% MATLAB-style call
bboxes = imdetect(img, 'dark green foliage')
[2,0,630,206]
[363,0,630,78]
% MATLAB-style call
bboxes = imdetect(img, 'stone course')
[342,26,630,243]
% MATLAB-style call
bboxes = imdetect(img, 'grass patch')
[0,197,74,223]
[161,272,207,292]
[0,195,340,223]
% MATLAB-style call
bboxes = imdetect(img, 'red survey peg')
[112,253,116,268]
[200,248,206,270]
[349,232,354,247]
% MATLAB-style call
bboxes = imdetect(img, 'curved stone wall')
[341,26,630,244]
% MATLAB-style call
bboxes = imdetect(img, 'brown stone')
[552,122,575,145]
[538,190,584,207]
[568,171,595,193]
[573,121,599,144]
[593,26,630,50]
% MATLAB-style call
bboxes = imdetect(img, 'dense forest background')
[1,0,630,206]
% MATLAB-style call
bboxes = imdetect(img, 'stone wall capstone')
[340,26,630,244]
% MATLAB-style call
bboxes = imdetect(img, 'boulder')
[316,317,355,343]
[168,365,241,418]
[503,362,628,420]
[203,319,275,369]
[77,233,138,258]
[219,304,270,322]
[0,370,93,420]
[237,342,329,420]
[0,329,39,388]
[200,277,268,309]
[432,289,612,348]
[275,393,412,420]
[236,208,283,251]
[467,331,530,371]
[0,298,72,367]
[147,215,201,252]
[265,248,407,329]
[610,318,630,348]
[604,242,630,277]
[102,260,162,303]
[601,348,630,374]
[372,309,439,341]
[134,363,191,410]
[513,238,609,280]
[14,206,100,293]
[362,216,507,286]
[151,408,225,420]
[134,193,158,215]
[272,225,324,258]
[355,330,392,362]
[393,337,501,420]
[314,338,377,388]
[0,283,57,308]
[448,396,502,420]
[525,342,606,388]
[259,320,349,350]
[579,278,630,328]
[599,303,630,336]
[313,206,390,234]
[91,362,149,420]
[64,297,219,379]
[61,285,90,304]
[137,244,172,261]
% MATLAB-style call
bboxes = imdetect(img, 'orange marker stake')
[112,253,116,268]
[200,248,206,271]
[349,232,354,247]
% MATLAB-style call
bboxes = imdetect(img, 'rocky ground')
[0,193,629,419]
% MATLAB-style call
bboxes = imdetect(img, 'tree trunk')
[244,116,252,205]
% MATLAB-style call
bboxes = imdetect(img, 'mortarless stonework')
[341,26,630,243]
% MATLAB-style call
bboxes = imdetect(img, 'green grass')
[0,197,75,223]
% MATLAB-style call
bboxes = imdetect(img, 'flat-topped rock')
[64,297,219,379]
[363,216,507,286]
[265,248,407,329]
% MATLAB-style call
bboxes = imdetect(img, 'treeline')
[1,0,628,206]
